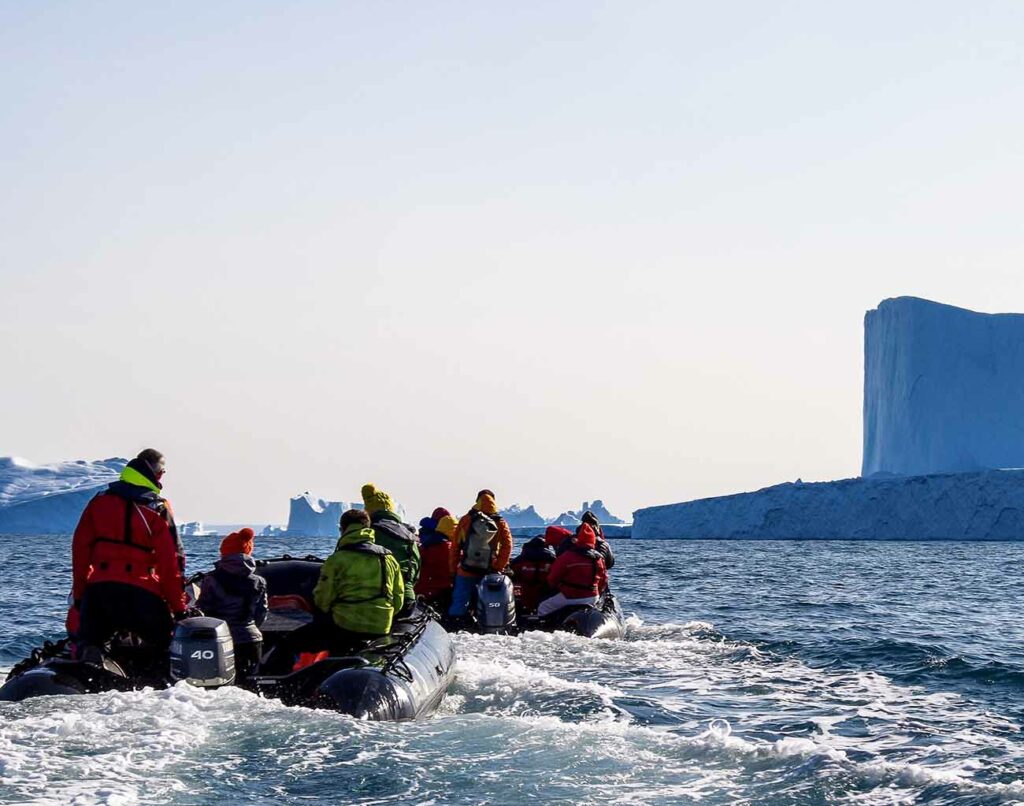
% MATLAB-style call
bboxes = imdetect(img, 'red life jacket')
[416,540,453,599]
[549,546,606,599]
[73,491,185,610]
[510,555,553,614]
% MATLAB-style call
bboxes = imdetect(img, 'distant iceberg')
[499,504,547,528]
[0,457,125,535]
[179,521,218,537]
[500,500,628,527]
[286,493,347,537]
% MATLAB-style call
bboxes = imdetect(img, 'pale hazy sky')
[2,2,1022,524]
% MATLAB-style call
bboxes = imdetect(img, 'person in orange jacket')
[447,490,513,620]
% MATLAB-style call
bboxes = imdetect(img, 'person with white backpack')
[446,490,513,623]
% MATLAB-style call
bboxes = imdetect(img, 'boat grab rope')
[257,555,326,565]
[185,555,327,589]
[377,616,432,682]
[6,638,70,681]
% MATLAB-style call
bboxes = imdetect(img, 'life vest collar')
[119,466,162,495]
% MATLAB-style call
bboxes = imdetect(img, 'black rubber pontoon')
[549,592,626,639]
[247,557,455,719]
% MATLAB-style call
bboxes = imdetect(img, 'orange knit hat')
[220,528,255,556]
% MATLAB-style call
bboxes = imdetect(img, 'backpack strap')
[91,496,155,556]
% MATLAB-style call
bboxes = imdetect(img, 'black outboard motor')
[169,617,235,687]
[475,573,517,635]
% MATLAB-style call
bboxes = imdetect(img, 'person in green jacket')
[312,509,405,641]
[361,483,420,616]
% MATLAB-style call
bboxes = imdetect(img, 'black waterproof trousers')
[233,640,263,678]
[79,581,173,650]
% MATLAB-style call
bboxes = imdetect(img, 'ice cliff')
[632,471,1024,540]
[0,457,125,534]
[863,297,1024,476]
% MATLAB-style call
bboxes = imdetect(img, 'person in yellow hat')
[361,484,420,616]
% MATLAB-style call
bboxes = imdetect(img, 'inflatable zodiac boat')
[450,572,626,639]
[0,556,456,720]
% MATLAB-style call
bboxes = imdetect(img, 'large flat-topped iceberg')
[863,297,1024,476]
[0,457,126,534]
[286,493,347,537]
[633,470,1024,540]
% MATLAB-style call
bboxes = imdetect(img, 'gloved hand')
[174,606,204,621]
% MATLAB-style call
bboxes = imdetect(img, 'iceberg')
[635,297,1024,540]
[0,457,126,535]
[633,470,1024,540]
[550,511,582,527]
[286,493,347,537]
[499,504,547,528]
[179,521,218,537]
[581,500,626,525]
[863,297,1024,476]
[500,501,628,528]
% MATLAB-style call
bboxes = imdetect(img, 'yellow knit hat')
[436,514,458,539]
[361,483,395,515]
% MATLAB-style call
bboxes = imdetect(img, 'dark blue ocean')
[1,536,1023,805]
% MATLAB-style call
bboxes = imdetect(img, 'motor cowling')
[169,617,235,686]
[475,573,517,634]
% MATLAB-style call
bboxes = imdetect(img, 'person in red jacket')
[543,525,572,552]
[415,508,456,610]
[537,523,607,618]
[509,536,557,615]
[71,449,187,651]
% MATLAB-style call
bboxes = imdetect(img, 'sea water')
[1,536,1023,805]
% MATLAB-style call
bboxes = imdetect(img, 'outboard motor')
[169,617,235,687]
[475,573,517,635]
